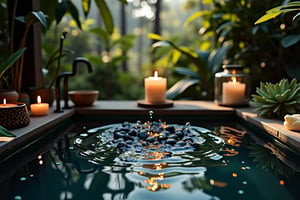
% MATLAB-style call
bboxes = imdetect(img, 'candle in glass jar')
[144,71,167,104]
[30,96,49,116]
[0,98,18,108]
[222,77,246,105]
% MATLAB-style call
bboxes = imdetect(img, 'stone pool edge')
[1,100,300,154]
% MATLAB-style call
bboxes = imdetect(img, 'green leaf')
[293,12,300,21]
[0,126,16,137]
[174,67,201,79]
[89,27,110,43]
[166,79,199,99]
[148,33,165,41]
[171,49,181,64]
[207,42,231,74]
[151,41,171,49]
[82,0,91,17]
[281,34,300,48]
[255,12,281,24]
[30,11,48,28]
[55,0,67,24]
[16,11,48,29]
[184,10,210,26]
[95,0,114,35]
[67,0,82,29]
[0,48,27,77]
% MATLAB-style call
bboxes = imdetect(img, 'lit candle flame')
[3,98,6,105]
[37,96,42,104]
[231,77,237,83]
[154,71,158,78]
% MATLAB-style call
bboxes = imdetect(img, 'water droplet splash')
[74,120,225,165]
[149,110,154,120]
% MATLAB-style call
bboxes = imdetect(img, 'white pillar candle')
[30,96,49,116]
[144,71,167,104]
[222,77,246,105]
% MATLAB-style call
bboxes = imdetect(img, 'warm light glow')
[30,96,49,116]
[232,173,238,177]
[209,179,228,187]
[144,70,167,103]
[0,98,18,108]
[231,77,237,83]
[144,174,171,191]
[37,95,42,104]
[279,180,285,185]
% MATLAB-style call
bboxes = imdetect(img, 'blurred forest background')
[2,0,299,100]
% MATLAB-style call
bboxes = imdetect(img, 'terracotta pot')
[29,88,54,106]
[0,90,19,102]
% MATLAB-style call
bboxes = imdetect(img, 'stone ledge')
[236,107,300,151]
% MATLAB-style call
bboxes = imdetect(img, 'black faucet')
[54,57,93,113]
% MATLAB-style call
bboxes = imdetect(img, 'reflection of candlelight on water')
[142,162,171,192]
[209,179,228,187]
[214,126,246,156]
[139,151,172,191]
[145,173,171,192]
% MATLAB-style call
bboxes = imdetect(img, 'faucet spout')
[72,57,93,74]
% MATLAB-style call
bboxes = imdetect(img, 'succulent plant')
[251,79,300,119]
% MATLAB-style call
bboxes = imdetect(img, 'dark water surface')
[0,116,299,200]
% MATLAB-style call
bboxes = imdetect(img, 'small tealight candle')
[222,77,246,105]
[0,98,18,108]
[144,71,167,104]
[30,96,49,116]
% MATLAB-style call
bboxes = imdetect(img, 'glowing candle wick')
[37,95,42,104]
[232,77,237,83]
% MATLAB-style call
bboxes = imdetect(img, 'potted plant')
[10,10,48,93]
[0,0,47,102]
[251,79,300,119]
[0,48,26,102]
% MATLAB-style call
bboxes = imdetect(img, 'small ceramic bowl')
[68,90,99,107]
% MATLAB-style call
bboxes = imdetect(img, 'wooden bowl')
[68,90,99,107]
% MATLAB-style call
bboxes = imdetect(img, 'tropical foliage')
[255,1,300,25]
[187,0,300,90]
[148,33,230,100]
